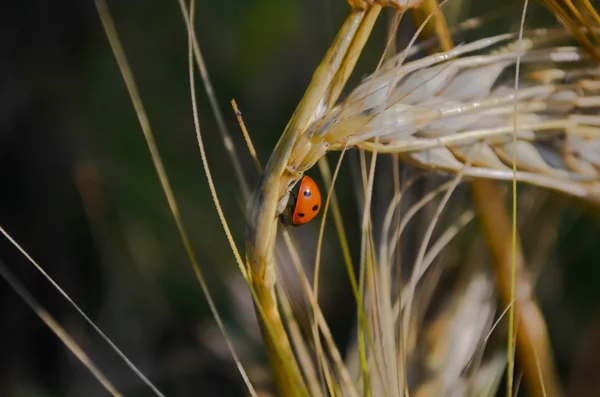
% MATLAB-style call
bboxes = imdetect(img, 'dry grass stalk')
[245,7,384,396]
[68,0,600,395]
[473,179,562,397]
[409,2,563,395]
[244,1,599,395]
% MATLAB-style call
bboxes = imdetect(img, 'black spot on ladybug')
[298,213,305,218]
[312,205,318,211]
[303,191,311,197]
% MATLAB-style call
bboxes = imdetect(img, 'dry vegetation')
[2,0,600,396]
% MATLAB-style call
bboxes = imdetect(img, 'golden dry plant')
[242,1,600,397]
[1,0,599,396]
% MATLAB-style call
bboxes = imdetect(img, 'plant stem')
[245,6,381,396]
[471,180,562,397]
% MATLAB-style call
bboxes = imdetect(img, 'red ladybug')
[281,176,322,226]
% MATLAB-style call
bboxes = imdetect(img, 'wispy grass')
[2,0,600,396]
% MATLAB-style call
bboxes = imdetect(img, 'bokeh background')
[1,0,600,396]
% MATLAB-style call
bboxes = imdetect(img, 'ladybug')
[281,175,322,226]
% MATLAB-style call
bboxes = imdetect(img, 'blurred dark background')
[1,0,599,396]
